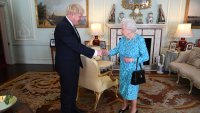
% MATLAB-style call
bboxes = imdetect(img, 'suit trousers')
[59,65,80,113]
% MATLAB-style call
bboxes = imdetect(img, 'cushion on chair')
[79,55,118,92]
[190,59,200,69]
[79,55,118,111]
[174,50,190,63]
[169,62,183,73]
[99,76,118,91]
[178,63,200,79]
[186,48,200,68]
[178,64,200,89]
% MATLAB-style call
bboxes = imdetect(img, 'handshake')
[97,49,109,56]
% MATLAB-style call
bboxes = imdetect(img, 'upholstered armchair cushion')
[186,47,200,68]
[191,59,200,69]
[78,55,118,111]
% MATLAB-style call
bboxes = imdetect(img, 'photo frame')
[186,42,194,51]
[100,41,106,49]
[184,0,200,29]
[169,41,177,51]
[84,41,90,46]
[35,0,89,28]
[50,39,55,47]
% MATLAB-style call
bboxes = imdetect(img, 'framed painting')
[184,0,200,29]
[35,0,89,28]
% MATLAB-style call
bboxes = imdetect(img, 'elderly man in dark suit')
[54,3,102,113]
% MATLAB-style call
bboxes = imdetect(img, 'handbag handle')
[136,58,143,71]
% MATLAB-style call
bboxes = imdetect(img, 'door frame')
[0,2,13,64]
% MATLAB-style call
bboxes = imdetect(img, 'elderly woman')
[104,19,149,113]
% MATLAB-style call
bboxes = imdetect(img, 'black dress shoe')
[118,105,129,113]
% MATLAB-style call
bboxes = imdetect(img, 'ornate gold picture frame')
[184,0,200,29]
[35,0,89,28]
[121,0,152,10]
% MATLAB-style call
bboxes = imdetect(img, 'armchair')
[78,55,118,111]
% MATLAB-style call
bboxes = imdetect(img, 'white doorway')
[0,5,12,64]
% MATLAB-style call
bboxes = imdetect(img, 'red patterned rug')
[0,72,200,113]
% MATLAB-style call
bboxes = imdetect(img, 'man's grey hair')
[66,3,84,15]
[121,18,137,33]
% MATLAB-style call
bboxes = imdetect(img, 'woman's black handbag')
[131,58,146,85]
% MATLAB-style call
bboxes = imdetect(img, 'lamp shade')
[90,23,103,36]
[174,23,193,38]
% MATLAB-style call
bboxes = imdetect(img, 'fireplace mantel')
[106,24,166,66]
[106,24,166,29]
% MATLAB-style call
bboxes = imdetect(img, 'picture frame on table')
[169,41,177,51]
[100,41,106,49]
[50,39,55,47]
[186,42,194,51]
[84,41,90,46]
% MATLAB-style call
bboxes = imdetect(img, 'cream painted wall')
[3,0,200,64]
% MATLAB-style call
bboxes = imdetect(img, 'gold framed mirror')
[122,0,152,10]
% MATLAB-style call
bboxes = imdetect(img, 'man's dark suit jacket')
[54,17,95,73]
[54,17,95,112]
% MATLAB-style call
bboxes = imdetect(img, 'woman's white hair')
[121,18,137,33]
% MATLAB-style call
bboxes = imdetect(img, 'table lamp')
[174,23,193,51]
[90,23,103,46]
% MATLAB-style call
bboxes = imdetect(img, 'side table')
[164,50,179,72]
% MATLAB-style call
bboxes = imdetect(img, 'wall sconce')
[90,23,103,46]
[174,23,193,51]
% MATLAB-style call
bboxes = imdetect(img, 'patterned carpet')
[0,72,200,113]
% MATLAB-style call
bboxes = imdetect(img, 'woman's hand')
[102,49,109,56]
[124,57,134,63]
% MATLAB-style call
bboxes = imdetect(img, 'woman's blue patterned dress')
[109,34,149,100]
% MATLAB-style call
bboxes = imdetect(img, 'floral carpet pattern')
[0,72,200,113]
